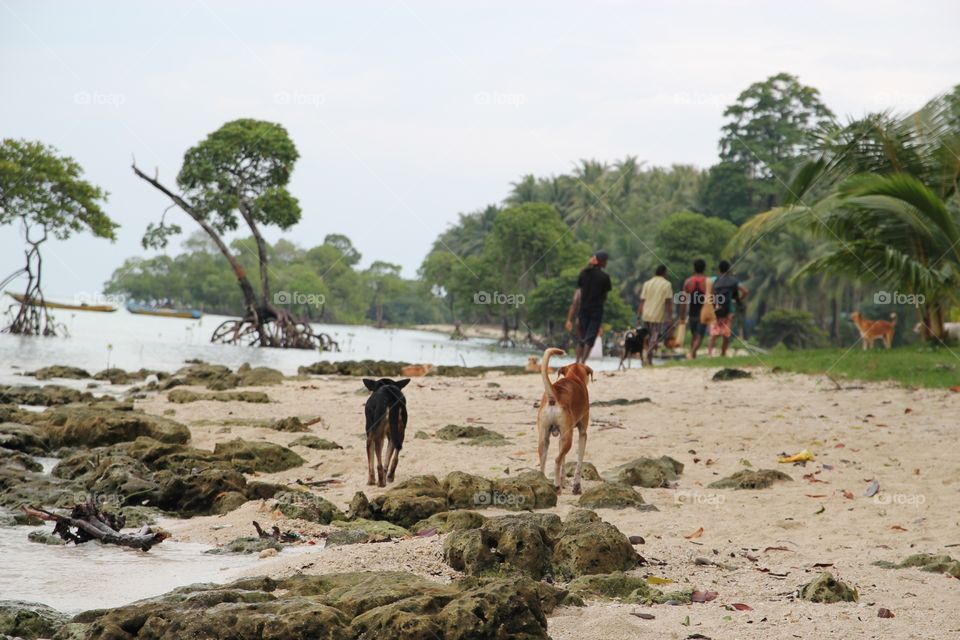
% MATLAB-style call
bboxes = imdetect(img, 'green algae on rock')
[601,456,684,488]
[799,572,858,603]
[289,435,342,450]
[874,553,960,578]
[708,468,792,490]
[577,482,653,510]
[72,571,554,640]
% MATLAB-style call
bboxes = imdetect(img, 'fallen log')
[23,500,169,552]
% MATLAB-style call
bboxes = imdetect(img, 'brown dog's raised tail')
[541,347,565,403]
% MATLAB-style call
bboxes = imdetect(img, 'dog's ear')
[394,378,411,389]
[362,378,379,391]
[556,365,569,379]
[584,365,594,382]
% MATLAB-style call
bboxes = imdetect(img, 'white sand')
[143,365,960,639]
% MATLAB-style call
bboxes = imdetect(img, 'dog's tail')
[541,347,565,401]
[387,389,406,451]
[890,312,898,324]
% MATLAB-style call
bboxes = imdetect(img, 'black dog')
[363,378,410,487]
[618,327,650,370]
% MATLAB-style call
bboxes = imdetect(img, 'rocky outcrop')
[601,456,684,488]
[71,571,556,640]
[444,510,638,580]
[576,483,652,510]
[289,435,342,450]
[212,439,304,473]
[708,468,792,490]
[798,572,858,602]
[0,385,95,407]
[275,490,344,524]
[167,389,270,403]
[0,600,69,639]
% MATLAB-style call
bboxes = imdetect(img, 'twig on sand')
[23,499,169,552]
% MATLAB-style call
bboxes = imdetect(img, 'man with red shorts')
[707,260,748,357]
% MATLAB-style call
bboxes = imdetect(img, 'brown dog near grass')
[537,347,592,495]
[850,311,897,349]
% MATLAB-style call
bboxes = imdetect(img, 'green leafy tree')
[702,73,834,220]
[132,119,320,348]
[653,211,737,286]
[0,139,115,335]
[732,86,960,341]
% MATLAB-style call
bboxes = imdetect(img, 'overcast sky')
[2,0,958,299]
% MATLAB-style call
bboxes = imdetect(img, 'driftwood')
[252,520,300,542]
[23,499,169,552]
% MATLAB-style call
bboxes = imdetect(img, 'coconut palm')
[730,87,960,341]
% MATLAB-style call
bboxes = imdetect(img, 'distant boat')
[125,300,202,319]
[5,291,117,313]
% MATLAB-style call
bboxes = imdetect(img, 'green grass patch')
[666,347,960,389]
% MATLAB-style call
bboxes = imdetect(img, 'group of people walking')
[566,251,748,364]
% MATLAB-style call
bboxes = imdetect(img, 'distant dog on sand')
[850,312,897,349]
[537,347,592,495]
[618,327,650,370]
[400,363,433,377]
[363,378,410,487]
[526,355,555,374]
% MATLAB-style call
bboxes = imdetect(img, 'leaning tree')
[0,139,115,336]
[132,118,335,349]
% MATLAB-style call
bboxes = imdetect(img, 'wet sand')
[145,365,960,639]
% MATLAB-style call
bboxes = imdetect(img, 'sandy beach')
[141,364,960,639]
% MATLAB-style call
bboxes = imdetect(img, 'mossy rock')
[712,368,752,381]
[577,483,653,510]
[168,389,270,404]
[411,510,487,534]
[155,467,248,515]
[27,365,91,381]
[492,472,557,510]
[93,368,163,385]
[874,553,960,578]
[347,491,373,520]
[30,406,190,448]
[370,475,448,528]
[601,456,684,488]
[236,364,285,387]
[212,439,304,473]
[563,461,600,481]
[331,518,410,537]
[0,422,49,455]
[799,572,858,603]
[443,471,494,510]
[414,430,431,439]
[212,491,249,514]
[275,490,344,524]
[27,530,67,546]
[0,385,95,407]
[271,416,310,432]
[567,572,691,604]
[443,513,563,579]
[708,468,792,490]
[435,424,508,446]
[0,600,69,639]
[289,435,342,450]
[205,536,282,554]
[551,510,639,579]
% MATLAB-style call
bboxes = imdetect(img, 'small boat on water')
[5,291,117,312]
[125,300,202,320]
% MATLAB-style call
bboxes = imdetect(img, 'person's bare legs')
[721,335,730,357]
[707,334,717,356]
[689,331,703,359]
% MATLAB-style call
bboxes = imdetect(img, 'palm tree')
[730,87,960,341]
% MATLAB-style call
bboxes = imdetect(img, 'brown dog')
[537,347,592,495]
[850,312,897,349]
[526,355,555,374]
[400,363,433,377]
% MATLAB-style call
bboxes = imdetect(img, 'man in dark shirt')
[565,250,612,363]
